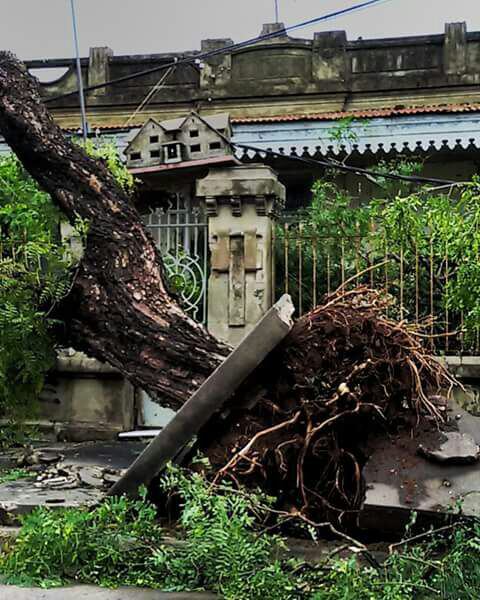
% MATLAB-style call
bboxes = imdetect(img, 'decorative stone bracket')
[196,165,285,346]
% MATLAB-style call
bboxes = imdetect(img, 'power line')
[45,0,393,104]
[123,66,176,127]
[192,110,459,187]
[233,142,458,186]
[69,0,88,140]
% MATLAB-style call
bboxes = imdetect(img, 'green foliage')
[154,464,296,599]
[327,117,369,150]
[311,521,480,600]
[0,154,74,429]
[277,161,480,352]
[0,488,162,588]
[82,139,135,193]
[0,141,134,438]
[2,465,480,599]
[0,468,31,485]
[0,467,297,598]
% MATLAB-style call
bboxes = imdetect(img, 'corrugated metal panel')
[231,112,480,154]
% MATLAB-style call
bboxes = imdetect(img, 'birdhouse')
[124,112,232,168]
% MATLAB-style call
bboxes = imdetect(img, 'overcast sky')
[1,0,479,61]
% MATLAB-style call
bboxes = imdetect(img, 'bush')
[0,155,73,434]
[2,465,480,598]
[0,141,133,442]
[0,468,297,598]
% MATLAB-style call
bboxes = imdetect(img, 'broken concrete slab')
[0,480,103,524]
[20,441,146,471]
[110,294,295,497]
[418,431,479,465]
[0,442,147,524]
[360,400,480,533]
[78,465,107,488]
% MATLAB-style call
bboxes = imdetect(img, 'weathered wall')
[30,22,480,129]
[196,164,285,346]
[39,351,135,441]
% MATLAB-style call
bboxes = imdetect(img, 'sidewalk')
[0,585,216,599]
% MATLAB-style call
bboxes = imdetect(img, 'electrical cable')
[45,0,393,104]
[191,112,460,186]
[124,65,176,127]
[232,142,458,186]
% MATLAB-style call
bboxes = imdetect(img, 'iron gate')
[143,194,208,323]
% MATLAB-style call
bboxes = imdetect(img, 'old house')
[2,21,480,439]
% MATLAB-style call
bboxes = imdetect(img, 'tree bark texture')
[0,53,229,409]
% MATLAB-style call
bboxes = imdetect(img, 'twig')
[388,522,461,554]
[214,411,301,481]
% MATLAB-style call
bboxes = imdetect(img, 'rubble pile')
[19,450,124,490]
[199,288,457,527]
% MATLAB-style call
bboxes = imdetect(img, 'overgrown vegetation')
[277,162,480,352]
[0,141,133,443]
[0,466,296,597]
[1,465,480,599]
[0,468,31,485]
[0,154,73,438]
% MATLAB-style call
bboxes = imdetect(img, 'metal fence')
[143,195,208,323]
[274,217,477,355]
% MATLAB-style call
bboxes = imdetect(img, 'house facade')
[3,21,480,438]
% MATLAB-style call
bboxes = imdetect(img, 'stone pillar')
[196,165,285,346]
[260,23,287,37]
[199,39,233,91]
[88,46,113,95]
[312,31,349,84]
[444,22,467,75]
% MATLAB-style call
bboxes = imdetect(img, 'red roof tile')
[231,103,480,124]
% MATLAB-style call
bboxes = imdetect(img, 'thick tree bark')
[0,53,229,410]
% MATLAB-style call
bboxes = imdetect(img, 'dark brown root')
[198,287,457,528]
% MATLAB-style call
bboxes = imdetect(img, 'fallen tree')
[0,54,457,524]
[0,53,229,410]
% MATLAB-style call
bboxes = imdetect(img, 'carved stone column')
[196,165,285,346]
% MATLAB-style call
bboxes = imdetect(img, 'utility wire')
[69,0,88,140]
[124,65,176,127]
[191,111,459,186]
[45,0,393,104]
[233,142,458,186]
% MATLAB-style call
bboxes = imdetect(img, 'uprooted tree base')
[197,288,456,529]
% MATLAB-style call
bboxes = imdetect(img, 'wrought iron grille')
[274,216,477,356]
[143,195,208,323]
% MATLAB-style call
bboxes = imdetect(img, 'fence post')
[196,164,285,346]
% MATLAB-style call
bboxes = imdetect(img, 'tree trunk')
[0,53,230,410]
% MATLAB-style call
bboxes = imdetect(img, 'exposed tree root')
[198,287,457,528]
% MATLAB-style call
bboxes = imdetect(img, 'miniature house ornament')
[125,112,232,168]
